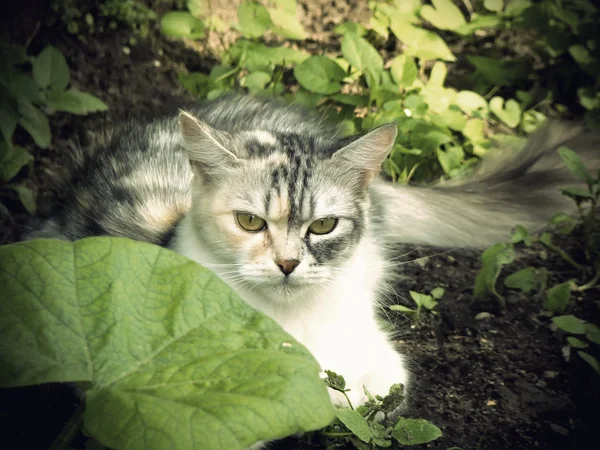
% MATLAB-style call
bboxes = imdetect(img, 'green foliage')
[474,148,600,378]
[0,238,335,450]
[165,0,588,185]
[321,371,441,448]
[0,43,107,213]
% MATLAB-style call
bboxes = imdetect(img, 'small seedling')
[389,287,444,325]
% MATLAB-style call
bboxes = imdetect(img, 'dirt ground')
[1,2,599,450]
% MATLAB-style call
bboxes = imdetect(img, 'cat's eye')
[236,212,267,232]
[308,218,338,235]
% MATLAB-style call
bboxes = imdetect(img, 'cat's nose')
[275,259,300,276]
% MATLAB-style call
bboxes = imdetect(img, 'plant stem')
[342,390,355,411]
[321,431,355,437]
[576,270,600,292]
[49,402,85,450]
[540,241,584,271]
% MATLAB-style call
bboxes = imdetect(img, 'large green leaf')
[294,56,345,95]
[32,45,70,91]
[0,238,335,450]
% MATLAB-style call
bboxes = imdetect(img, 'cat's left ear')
[332,124,397,185]
[179,111,240,182]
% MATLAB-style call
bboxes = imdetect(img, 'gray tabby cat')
[28,95,599,412]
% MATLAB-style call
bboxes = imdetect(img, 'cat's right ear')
[179,111,239,182]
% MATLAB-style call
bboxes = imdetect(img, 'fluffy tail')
[375,122,600,249]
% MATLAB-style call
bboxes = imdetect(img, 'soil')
[1,2,599,450]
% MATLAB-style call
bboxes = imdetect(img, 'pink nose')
[276,259,300,276]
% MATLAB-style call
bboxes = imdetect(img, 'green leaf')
[552,315,586,334]
[160,12,205,39]
[238,2,271,38]
[341,33,384,78]
[47,89,108,115]
[489,97,521,128]
[178,72,212,97]
[0,86,19,143]
[474,243,515,299]
[0,238,335,450]
[455,14,502,35]
[431,287,445,299]
[32,46,70,91]
[334,21,367,36]
[456,91,488,117]
[11,184,36,214]
[336,409,372,443]
[567,337,588,349]
[550,213,577,235]
[269,8,306,40]
[18,99,51,148]
[323,370,347,392]
[484,0,504,12]
[389,305,417,313]
[392,418,442,445]
[390,55,417,89]
[558,146,594,184]
[578,351,600,375]
[504,267,545,294]
[0,142,33,182]
[439,108,467,131]
[409,291,438,310]
[389,21,455,61]
[420,0,466,30]
[585,323,600,345]
[294,56,346,95]
[437,145,464,174]
[544,281,572,313]
[511,225,532,246]
[244,71,271,94]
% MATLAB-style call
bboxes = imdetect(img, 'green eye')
[308,218,338,235]
[236,213,267,232]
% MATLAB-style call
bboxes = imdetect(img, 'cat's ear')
[332,124,397,185]
[179,111,239,181]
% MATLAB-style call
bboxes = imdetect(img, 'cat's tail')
[374,122,600,249]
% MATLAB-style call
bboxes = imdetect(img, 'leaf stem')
[575,270,600,292]
[540,240,584,271]
[322,431,355,437]
[49,402,85,450]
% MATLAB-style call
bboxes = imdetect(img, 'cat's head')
[179,111,396,301]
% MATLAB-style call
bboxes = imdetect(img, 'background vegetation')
[0,1,599,450]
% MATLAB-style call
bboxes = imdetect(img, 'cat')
[26,95,599,414]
